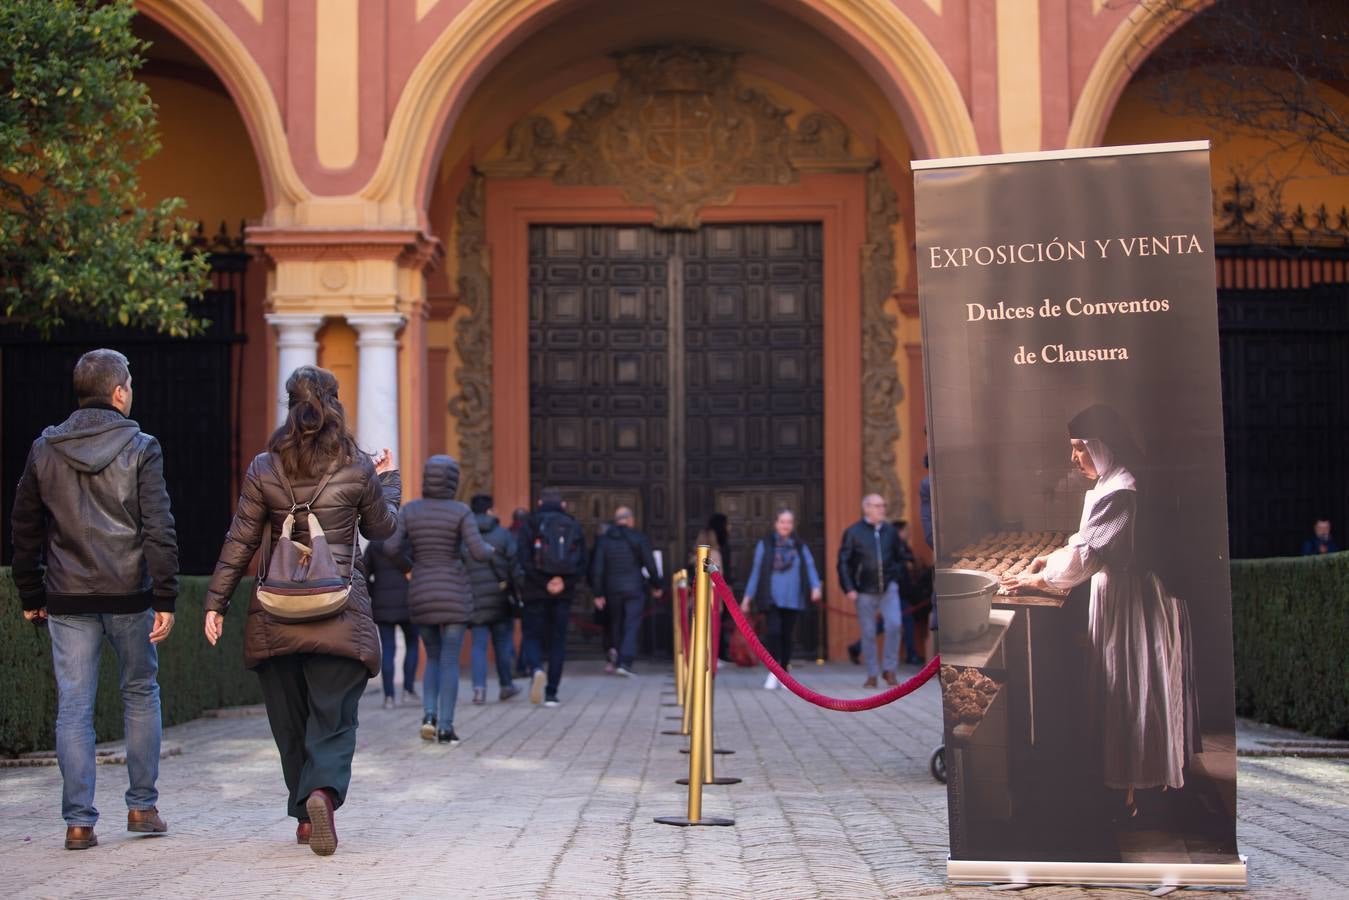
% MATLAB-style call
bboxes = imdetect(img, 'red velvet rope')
[711,587,722,676]
[710,569,940,712]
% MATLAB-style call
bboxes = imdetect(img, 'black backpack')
[532,512,583,576]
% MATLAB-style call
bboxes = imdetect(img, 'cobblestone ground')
[2,662,1346,899]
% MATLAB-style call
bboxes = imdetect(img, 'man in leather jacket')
[10,349,178,850]
[837,494,907,688]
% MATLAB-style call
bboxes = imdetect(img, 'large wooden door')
[529,222,825,659]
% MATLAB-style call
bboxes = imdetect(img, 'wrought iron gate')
[1,239,249,575]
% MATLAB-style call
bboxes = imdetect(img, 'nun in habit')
[1001,405,1201,819]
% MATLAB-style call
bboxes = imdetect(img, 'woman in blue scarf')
[740,508,822,689]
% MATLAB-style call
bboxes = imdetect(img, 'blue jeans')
[470,620,515,691]
[377,621,420,697]
[420,623,466,729]
[522,596,571,700]
[856,583,901,677]
[48,611,161,826]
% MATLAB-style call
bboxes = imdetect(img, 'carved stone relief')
[480,45,868,228]
[861,166,905,515]
[447,171,493,499]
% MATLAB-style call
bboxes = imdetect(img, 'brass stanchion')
[660,570,690,735]
[655,546,733,827]
[678,560,741,786]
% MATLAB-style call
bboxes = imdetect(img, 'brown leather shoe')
[296,820,311,845]
[65,826,98,850]
[304,789,338,856]
[863,676,878,688]
[127,806,167,834]
[882,670,898,686]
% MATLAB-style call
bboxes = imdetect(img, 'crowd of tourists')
[10,354,931,856]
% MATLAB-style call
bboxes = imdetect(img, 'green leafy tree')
[0,0,209,338]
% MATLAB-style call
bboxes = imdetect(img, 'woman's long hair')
[268,366,361,481]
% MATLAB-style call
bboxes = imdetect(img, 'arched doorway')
[418,0,937,661]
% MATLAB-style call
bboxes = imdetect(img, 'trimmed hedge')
[0,569,262,757]
[1231,552,1349,739]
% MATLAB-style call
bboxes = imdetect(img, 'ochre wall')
[1103,72,1349,215]
[138,75,266,230]
[316,320,359,433]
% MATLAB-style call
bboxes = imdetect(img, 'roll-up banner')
[913,142,1246,887]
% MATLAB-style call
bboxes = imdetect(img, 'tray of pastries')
[940,664,1001,731]
[946,530,1072,604]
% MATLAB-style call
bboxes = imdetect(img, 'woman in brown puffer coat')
[203,366,399,856]
[383,453,492,746]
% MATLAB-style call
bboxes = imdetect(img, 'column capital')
[265,313,325,331]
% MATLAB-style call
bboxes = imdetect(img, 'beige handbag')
[256,462,359,623]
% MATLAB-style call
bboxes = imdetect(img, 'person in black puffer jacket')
[383,454,491,745]
[363,537,420,708]
[462,494,526,704]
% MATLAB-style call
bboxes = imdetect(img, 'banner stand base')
[947,856,1247,888]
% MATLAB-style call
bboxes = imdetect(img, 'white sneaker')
[615,666,635,678]
[529,669,546,704]
[763,672,780,690]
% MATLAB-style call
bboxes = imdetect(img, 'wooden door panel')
[530,221,825,659]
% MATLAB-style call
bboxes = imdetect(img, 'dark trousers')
[522,596,571,699]
[377,621,420,697]
[766,607,800,669]
[607,593,646,668]
[255,654,369,820]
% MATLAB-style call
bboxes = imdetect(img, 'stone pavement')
[2,662,1347,899]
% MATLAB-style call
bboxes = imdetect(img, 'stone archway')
[1066,0,1211,148]
[362,0,977,228]
[137,0,308,220]
[450,47,903,522]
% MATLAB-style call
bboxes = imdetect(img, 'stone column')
[348,314,406,462]
[265,314,324,427]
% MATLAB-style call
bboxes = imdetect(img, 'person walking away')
[385,455,492,745]
[837,495,907,687]
[463,494,524,703]
[693,513,732,661]
[518,488,587,706]
[591,506,663,676]
[1301,518,1338,555]
[203,365,399,855]
[10,349,178,851]
[509,507,532,677]
[740,509,822,690]
[363,537,420,708]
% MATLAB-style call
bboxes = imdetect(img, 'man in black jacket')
[517,488,586,706]
[591,507,663,677]
[837,494,907,688]
[10,349,178,850]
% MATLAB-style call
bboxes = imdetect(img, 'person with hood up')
[462,494,525,704]
[10,349,178,851]
[1000,404,1201,822]
[385,454,492,745]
